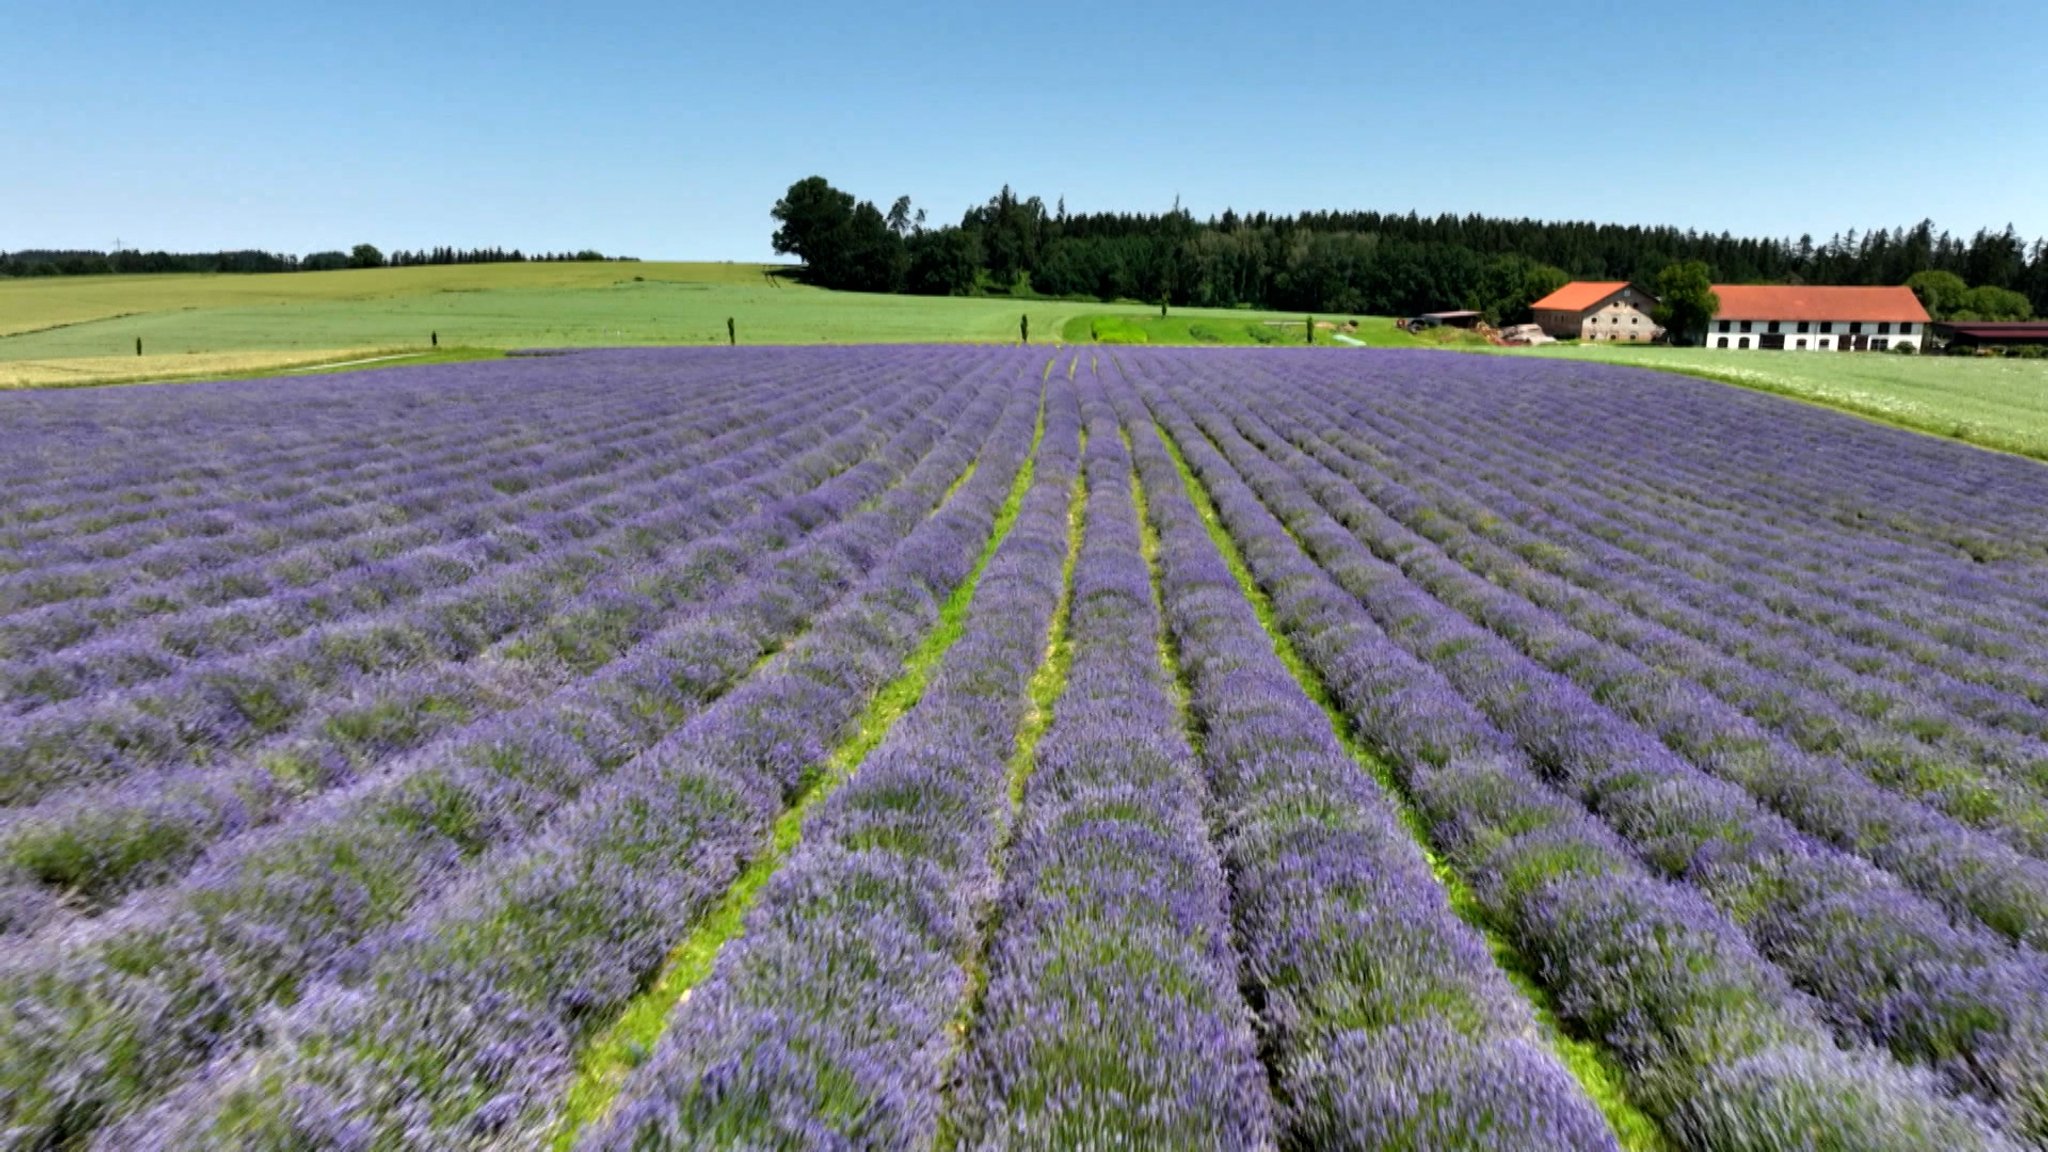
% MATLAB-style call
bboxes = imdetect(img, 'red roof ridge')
[1711,284,1929,324]
[1531,281,1634,313]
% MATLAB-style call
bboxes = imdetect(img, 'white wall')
[1707,317,1922,351]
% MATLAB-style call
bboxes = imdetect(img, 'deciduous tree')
[1652,260,1719,344]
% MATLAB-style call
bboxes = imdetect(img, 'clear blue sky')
[4,0,2044,260]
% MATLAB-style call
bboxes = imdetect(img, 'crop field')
[5,345,2048,1150]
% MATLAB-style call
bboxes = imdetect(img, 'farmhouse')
[1530,282,1662,342]
[1708,285,1929,352]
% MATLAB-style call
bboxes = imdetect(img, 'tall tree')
[770,176,857,283]
[1652,260,1719,344]
[887,196,915,237]
[1907,270,1968,319]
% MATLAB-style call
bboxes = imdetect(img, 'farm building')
[1708,285,1929,351]
[1530,282,1662,342]
[1408,310,1484,332]
[1935,321,2048,351]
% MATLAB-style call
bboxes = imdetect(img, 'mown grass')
[0,346,499,390]
[1487,342,2048,462]
[1153,423,1671,1152]
[551,392,1049,1146]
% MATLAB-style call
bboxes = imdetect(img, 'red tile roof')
[1531,282,1631,313]
[1712,285,1929,323]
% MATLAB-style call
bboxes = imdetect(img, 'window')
[1850,322,1864,335]
[1798,321,1811,334]
[1719,320,1731,333]
[1878,322,1892,335]
[1900,322,1914,335]
[1768,321,1782,334]
[1739,337,1751,349]
[1718,337,1729,348]
[1797,339,1808,349]
[1632,317,1639,325]
[1740,320,1753,333]
[1821,322,1834,334]
[1872,338,1889,351]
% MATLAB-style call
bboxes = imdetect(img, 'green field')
[0,263,1423,387]
[1486,343,2048,460]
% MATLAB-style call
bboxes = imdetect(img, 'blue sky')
[4,0,2043,260]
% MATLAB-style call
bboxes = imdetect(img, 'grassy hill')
[0,263,1436,388]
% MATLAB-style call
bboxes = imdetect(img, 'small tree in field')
[1652,261,1718,345]
[349,243,385,269]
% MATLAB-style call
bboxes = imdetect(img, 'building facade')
[1707,285,1929,352]
[1531,282,1663,342]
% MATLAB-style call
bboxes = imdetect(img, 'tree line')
[771,175,2048,324]
[0,246,631,278]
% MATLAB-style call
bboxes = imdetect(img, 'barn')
[1707,285,1929,352]
[1935,321,2048,351]
[1530,282,1662,342]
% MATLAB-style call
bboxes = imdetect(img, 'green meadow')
[0,262,1434,387]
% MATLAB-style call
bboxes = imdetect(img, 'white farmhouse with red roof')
[1706,285,1929,352]
[1530,282,1663,342]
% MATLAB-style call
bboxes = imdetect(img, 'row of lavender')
[0,348,1044,1148]
[0,367,955,925]
[108,369,1046,1149]
[1172,353,2048,1122]
[1110,385,1618,1149]
[1257,372,2048,933]
[1125,349,2038,1149]
[0,354,803,635]
[588,359,1085,1148]
[941,387,1272,1145]
[13,344,2048,1150]
[584,371,1624,1148]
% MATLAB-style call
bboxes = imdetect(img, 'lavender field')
[3,345,2048,1150]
